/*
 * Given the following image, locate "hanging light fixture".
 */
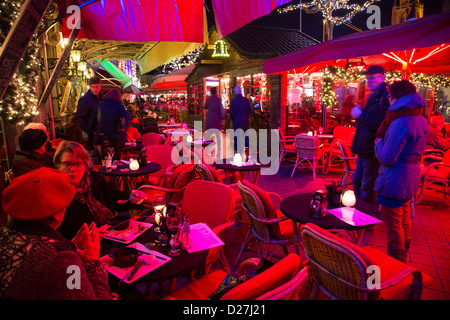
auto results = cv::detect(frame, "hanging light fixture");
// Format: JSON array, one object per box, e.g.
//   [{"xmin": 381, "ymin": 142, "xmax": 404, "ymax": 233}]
[
  {"xmin": 212, "ymin": 40, "xmax": 230, "ymax": 58},
  {"xmin": 70, "ymin": 49, "xmax": 81, "ymax": 63},
  {"xmin": 78, "ymin": 60, "xmax": 87, "ymax": 72}
]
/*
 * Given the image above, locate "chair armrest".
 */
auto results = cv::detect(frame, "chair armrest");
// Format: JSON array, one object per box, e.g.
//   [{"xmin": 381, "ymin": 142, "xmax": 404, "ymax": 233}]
[
  {"xmin": 138, "ymin": 184, "xmax": 187, "ymax": 193},
  {"xmin": 424, "ymin": 148, "xmax": 445, "ymax": 157},
  {"xmin": 424, "ymin": 161, "xmax": 450, "ymax": 176},
  {"xmin": 212, "ymin": 219, "xmax": 235, "ymax": 239},
  {"xmin": 245, "ymin": 208, "xmax": 288, "ymax": 224},
  {"xmin": 267, "ymin": 192, "xmax": 283, "ymax": 204},
  {"xmin": 236, "ymin": 257, "xmax": 261, "ymax": 277}
]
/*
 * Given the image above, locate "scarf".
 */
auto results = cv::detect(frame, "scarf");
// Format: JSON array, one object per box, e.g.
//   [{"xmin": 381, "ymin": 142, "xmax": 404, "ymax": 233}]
[
  {"xmin": 376, "ymin": 107, "xmax": 423, "ymax": 140},
  {"xmin": 74, "ymin": 171, "xmax": 114, "ymax": 226}
]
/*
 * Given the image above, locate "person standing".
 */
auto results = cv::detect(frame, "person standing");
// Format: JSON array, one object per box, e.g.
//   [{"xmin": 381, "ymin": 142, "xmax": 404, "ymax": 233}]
[
  {"xmin": 229, "ymin": 85, "xmax": 252, "ymax": 153},
  {"xmin": 73, "ymin": 77, "xmax": 102, "ymax": 164},
  {"xmin": 374, "ymin": 80, "xmax": 429, "ymax": 262},
  {"xmin": 204, "ymin": 87, "xmax": 225, "ymax": 131},
  {"xmin": 97, "ymin": 89, "xmax": 131, "ymax": 160},
  {"xmin": 350, "ymin": 65, "xmax": 390, "ymax": 204}
]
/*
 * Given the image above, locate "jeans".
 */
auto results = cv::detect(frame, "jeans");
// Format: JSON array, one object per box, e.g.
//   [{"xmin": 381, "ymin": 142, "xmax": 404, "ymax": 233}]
[
  {"xmin": 352, "ymin": 156, "xmax": 380, "ymax": 204},
  {"xmin": 381, "ymin": 201, "xmax": 412, "ymax": 251}
]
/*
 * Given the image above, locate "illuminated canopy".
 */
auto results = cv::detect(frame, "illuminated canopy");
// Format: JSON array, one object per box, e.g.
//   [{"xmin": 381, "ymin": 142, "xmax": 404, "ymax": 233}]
[{"xmin": 263, "ymin": 13, "xmax": 450, "ymax": 75}]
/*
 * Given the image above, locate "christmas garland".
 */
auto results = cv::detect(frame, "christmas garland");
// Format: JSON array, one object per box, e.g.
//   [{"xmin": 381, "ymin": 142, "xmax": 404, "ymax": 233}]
[
  {"xmin": 0, "ymin": 0, "xmax": 41, "ymax": 125},
  {"xmin": 322, "ymin": 66, "xmax": 449, "ymax": 107}
]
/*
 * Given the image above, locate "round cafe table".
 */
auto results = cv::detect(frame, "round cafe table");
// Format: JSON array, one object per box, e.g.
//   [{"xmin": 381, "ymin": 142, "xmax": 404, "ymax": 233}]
[
  {"xmin": 280, "ymin": 193, "xmax": 381, "ymax": 253},
  {"xmin": 98, "ymin": 161, "xmax": 161, "ymax": 191},
  {"xmin": 214, "ymin": 158, "xmax": 271, "ymax": 184}
]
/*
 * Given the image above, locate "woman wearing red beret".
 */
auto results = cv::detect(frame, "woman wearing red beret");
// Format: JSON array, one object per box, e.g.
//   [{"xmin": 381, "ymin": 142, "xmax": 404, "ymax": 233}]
[{"xmin": 0, "ymin": 168, "xmax": 113, "ymax": 299}]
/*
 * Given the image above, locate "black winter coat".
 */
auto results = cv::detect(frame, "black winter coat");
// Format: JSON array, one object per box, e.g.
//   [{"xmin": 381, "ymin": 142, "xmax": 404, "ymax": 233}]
[{"xmin": 351, "ymin": 83, "xmax": 390, "ymax": 160}]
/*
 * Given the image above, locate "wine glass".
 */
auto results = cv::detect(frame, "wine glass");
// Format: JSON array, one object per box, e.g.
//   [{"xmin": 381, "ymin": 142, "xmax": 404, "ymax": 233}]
[
  {"xmin": 153, "ymin": 194, "xmax": 166, "ymax": 232},
  {"xmin": 107, "ymin": 147, "xmax": 115, "ymax": 160},
  {"xmin": 167, "ymin": 209, "xmax": 182, "ymax": 256}
]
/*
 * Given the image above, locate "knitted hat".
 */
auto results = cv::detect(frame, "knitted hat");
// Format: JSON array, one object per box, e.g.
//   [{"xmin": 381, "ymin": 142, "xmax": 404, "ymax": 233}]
[
  {"xmin": 18, "ymin": 129, "xmax": 47, "ymax": 152},
  {"xmin": 2, "ymin": 168, "xmax": 75, "ymax": 220},
  {"xmin": 235, "ymin": 85, "xmax": 242, "ymax": 95}
]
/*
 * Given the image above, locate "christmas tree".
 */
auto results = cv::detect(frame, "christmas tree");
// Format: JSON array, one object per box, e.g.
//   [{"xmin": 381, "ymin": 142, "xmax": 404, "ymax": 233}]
[{"xmin": 0, "ymin": 0, "xmax": 41, "ymax": 125}]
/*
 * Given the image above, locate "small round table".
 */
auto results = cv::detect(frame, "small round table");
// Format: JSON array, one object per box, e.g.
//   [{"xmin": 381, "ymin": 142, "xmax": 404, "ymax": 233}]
[
  {"xmin": 98, "ymin": 162, "xmax": 161, "ymax": 191},
  {"xmin": 214, "ymin": 158, "xmax": 271, "ymax": 184},
  {"xmin": 280, "ymin": 193, "xmax": 381, "ymax": 253}
]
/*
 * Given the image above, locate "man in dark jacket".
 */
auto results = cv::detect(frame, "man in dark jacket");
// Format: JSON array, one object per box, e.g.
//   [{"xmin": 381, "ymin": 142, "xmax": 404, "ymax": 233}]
[
  {"xmin": 230, "ymin": 85, "xmax": 252, "ymax": 152},
  {"xmin": 350, "ymin": 65, "xmax": 390, "ymax": 204},
  {"xmin": 426, "ymin": 115, "xmax": 450, "ymax": 153},
  {"xmin": 73, "ymin": 77, "xmax": 102, "ymax": 163}
]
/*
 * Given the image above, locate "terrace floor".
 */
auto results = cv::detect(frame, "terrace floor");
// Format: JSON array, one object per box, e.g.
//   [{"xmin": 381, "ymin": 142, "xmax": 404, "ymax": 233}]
[{"xmin": 220, "ymin": 163, "xmax": 450, "ymax": 300}]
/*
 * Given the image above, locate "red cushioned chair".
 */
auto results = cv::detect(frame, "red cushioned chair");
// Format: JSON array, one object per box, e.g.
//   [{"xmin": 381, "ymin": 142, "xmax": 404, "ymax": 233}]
[
  {"xmin": 138, "ymin": 163, "xmax": 195, "ymax": 207},
  {"xmin": 300, "ymin": 223, "xmax": 432, "ymax": 300},
  {"xmin": 165, "ymin": 253, "xmax": 305, "ymax": 300},
  {"xmin": 182, "ymin": 180, "xmax": 236, "ymax": 275}
]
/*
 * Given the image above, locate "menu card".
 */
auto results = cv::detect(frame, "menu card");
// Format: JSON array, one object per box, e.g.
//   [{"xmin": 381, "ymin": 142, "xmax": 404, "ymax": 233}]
[
  {"xmin": 185, "ymin": 223, "xmax": 224, "ymax": 253},
  {"xmin": 327, "ymin": 207, "xmax": 382, "ymax": 226}
]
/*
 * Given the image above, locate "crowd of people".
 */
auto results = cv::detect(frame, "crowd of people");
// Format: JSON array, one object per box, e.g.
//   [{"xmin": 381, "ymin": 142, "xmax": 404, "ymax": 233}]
[{"xmin": 0, "ymin": 64, "xmax": 448, "ymax": 299}]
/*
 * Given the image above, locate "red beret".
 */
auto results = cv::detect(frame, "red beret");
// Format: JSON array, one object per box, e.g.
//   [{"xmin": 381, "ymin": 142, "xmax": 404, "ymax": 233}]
[{"xmin": 2, "ymin": 168, "xmax": 75, "ymax": 220}]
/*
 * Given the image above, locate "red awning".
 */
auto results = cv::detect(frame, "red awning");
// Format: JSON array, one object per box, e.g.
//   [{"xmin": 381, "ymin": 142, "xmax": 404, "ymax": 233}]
[
  {"xmin": 263, "ymin": 13, "xmax": 450, "ymax": 75},
  {"xmin": 211, "ymin": 0, "xmax": 291, "ymax": 39},
  {"xmin": 61, "ymin": 0, "xmax": 205, "ymax": 43}
]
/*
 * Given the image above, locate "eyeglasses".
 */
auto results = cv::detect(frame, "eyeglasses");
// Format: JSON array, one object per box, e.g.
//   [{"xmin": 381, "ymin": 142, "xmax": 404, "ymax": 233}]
[{"xmin": 58, "ymin": 161, "xmax": 84, "ymax": 169}]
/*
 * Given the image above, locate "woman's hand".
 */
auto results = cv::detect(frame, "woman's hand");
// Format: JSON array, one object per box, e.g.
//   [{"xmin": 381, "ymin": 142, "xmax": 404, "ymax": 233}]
[
  {"xmin": 72, "ymin": 222, "xmax": 101, "ymax": 261},
  {"xmin": 129, "ymin": 190, "xmax": 147, "ymax": 204}
]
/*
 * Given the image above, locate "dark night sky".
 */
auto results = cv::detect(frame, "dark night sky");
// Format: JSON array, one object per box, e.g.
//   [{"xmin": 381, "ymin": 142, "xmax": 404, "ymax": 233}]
[{"xmin": 204, "ymin": 0, "xmax": 445, "ymax": 41}]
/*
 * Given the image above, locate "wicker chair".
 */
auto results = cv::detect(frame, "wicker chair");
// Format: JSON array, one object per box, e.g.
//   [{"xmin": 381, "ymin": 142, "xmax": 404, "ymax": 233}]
[
  {"xmin": 300, "ymin": 223, "xmax": 432, "ymax": 300},
  {"xmin": 278, "ymin": 127, "xmax": 296, "ymax": 165},
  {"xmin": 235, "ymin": 180, "xmax": 296, "ymax": 266},
  {"xmin": 416, "ymin": 149, "xmax": 450, "ymax": 204},
  {"xmin": 334, "ymin": 140, "xmax": 357, "ymax": 187},
  {"xmin": 164, "ymin": 253, "xmax": 305, "ymax": 300},
  {"xmin": 291, "ymin": 134, "xmax": 324, "ymax": 180}
]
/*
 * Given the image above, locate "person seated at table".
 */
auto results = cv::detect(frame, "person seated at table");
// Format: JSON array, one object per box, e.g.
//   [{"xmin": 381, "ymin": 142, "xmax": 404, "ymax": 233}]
[
  {"xmin": 0, "ymin": 167, "xmax": 113, "ymax": 299},
  {"xmin": 53, "ymin": 140, "xmax": 146, "ymax": 240},
  {"xmin": 12, "ymin": 128, "xmax": 55, "ymax": 177},
  {"xmin": 426, "ymin": 115, "xmax": 450, "ymax": 153}
]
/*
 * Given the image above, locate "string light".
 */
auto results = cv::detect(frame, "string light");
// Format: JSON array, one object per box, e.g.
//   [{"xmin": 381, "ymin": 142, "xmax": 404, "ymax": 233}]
[{"xmin": 278, "ymin": 0, "xmax": 380, "ymax": 24}]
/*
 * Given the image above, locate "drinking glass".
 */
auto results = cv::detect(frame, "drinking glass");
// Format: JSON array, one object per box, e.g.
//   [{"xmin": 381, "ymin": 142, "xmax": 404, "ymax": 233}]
[
  {"xmin": 153, "ymin": 194, "xmax": 166, "ymax": 232},
  {"xmin": 167, "ymin": 209, "xmax": 182, "ymax": 256}
]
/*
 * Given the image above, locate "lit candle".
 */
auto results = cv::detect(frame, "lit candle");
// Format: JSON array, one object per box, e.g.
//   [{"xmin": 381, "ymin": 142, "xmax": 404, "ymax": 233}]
[
  {"xmin": 342, "ymin": 190, "xmax": 356, "ymax": 207},
  {"xmin": 129, "ymin": 158, "xmax": 140, "ymax": 171},
  {"xmin": 234, "ymin": 153, "xmax": 242, "ymax": 165}
]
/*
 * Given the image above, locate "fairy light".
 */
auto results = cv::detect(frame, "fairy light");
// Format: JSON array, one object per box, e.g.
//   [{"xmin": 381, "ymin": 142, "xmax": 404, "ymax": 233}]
[{"xmin": 278, "ymin": 0, "xmax": 380, "ymax": 26}]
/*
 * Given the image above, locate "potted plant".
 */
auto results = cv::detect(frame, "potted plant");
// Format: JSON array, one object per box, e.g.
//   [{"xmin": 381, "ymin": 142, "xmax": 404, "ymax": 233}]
[{"xmin": 325, "ymin": 180, "xmax": 344, "ymax": 206}]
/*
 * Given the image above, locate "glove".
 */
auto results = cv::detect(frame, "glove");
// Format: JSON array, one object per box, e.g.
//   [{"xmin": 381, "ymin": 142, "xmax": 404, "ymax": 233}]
[{"xmin": 350, "ymin": 106, "xmax": 362, "ymax": 119}]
